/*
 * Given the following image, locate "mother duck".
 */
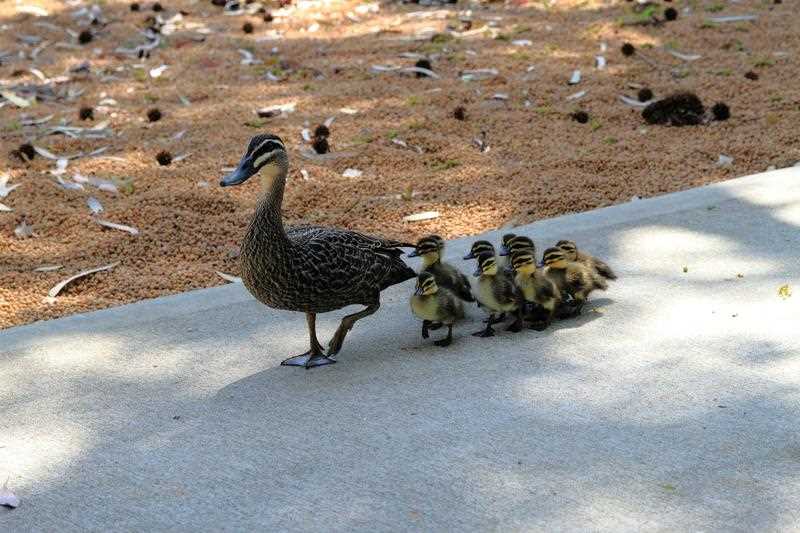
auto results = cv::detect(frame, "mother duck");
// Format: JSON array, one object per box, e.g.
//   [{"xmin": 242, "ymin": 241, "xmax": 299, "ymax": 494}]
[{"xmin": 220, "ymin": 134, "xmax": 416, "ymax": 369}]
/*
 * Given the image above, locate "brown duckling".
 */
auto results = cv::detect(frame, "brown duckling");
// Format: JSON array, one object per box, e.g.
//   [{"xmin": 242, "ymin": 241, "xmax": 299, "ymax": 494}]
[
  {"xmin": 556, "ymin": 240, "xmax": 617, "ymax": 281},
  {"xmin": 410, "ymin": 272, "xmax": 464, "ymax": 347},
  {"xmin": 408, "ymin": 235, "xmax": 474, "ymax": 302},
  {"xmin": 472, "ymin": 253, "xmax": 523, "ymax": 337},
  {"xmin": 542, "ymin": 246, "xmax": 607, "ymax": 314},
  {"xmin": 510, "ymin": 250, "xmax": 561, "ymax": 331}
]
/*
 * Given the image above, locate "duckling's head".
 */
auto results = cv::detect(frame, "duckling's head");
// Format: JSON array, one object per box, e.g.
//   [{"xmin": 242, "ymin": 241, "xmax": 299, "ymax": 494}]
[
  {"xmin": 500, "ymin": 233, "xmax": 517, "ymax": 255},
  {"xmin": 463, "ymin": 240, "xmax": 495, "ymax": 260},
  {"xmin": 556, "ymin": 240, "xmax": 578, "ymax": 261},
  {"xmin": 501, "ymin": 235, "xmax": 535, "ymax": 257},
  {"xmin": 407, "ymin": 235, "xmax": 442, "ymax": 266},
  {"xmin": 430, "ymin": 234, "xmax": 445, "ymax": 251},
  {"xmin": 474, "ymin": 252, "xmax": 498, "ymax": 277},
  {"xmin": 414, "ymin": 271, "xmax": 438, "ymax": 296},
  {"xmin": 542, "ymin": 247, "xmax": 569, "ymax": 269},
  {"xmin": 510, "ymin": 250, "xmax": 536, "ymax": 275},
  {"xmin": 220, "ymin": 134, "xmax": 287, "ymax": 188}
]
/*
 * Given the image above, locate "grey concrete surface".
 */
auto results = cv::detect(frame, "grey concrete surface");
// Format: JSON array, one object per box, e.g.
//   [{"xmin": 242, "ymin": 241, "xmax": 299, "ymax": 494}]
[{"xmin": 2, "ymin": 168, "xmax": 800, "ymax": 532}]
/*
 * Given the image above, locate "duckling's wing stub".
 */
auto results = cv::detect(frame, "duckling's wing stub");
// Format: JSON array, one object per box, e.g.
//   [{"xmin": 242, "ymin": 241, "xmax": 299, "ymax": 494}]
[{"xmin": 592, "ymin": 259, "xmax": 617, "ymax": 280}]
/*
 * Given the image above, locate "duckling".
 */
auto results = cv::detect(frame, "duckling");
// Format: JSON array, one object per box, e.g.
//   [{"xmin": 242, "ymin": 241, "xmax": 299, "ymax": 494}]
[
  {"xmin": 410, "ymin": 272, "xmax": 464, "ymax": 347},
  {"xmin": 408, "ymin": 235, "xmax": 475, "ymax": 302},
  {"xmin": 510, "ymin": 250, "xmax": 561, "ymax": 331},
  {"xmin": 472, "ymin": 253, "xmax": 523, "ymax": 336},
  {"xmin": 499, "ymin": 234, "xmax": 536, "ymax": 258},
  {"xmin": 556, "ymin": 240, "xmax": 617, "ymax": 281},
  {"xmin": 542, "ymin": 246, "xmax": 607, "ymax": 314},
  {"xmin": 463, "ymin": 239, "xmax": 508, "ymax": 270},
  {"xmin": 219, "ymin": 133, "xmax": 417, "ymax": 369}
]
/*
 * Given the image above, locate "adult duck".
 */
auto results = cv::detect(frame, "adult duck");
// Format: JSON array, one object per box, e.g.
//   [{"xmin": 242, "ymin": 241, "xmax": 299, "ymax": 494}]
[{"xmin": 220, "ymin": 134, "xmax": 415, "ymax": 369}]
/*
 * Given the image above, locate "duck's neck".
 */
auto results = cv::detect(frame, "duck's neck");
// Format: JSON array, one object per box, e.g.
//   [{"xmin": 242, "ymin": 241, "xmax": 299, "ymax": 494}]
[{"xmin": 247, "ymin": 154, "xmax": 290, "ymax": 248}]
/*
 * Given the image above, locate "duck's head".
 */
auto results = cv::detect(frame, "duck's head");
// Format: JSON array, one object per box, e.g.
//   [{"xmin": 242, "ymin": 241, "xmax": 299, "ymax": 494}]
[
  {"xmin": 555, "ymin": 239, "xmax": 578, "ymax": 261},
  {"xmin": 407, "ymin": 235, "xmax": 442, "ymax": 266},
  {"xmin": 474, "ymin": 252, "xmax": 498, "ymax": 277},
  {"xmin": 220, "ymin": 134, "xmax": 287, "ymax": 188},
  {"xmin": 510, "ymin": 250, "xmax": 536, "ymax": 275},
  {"xmin": 501, "ymin": 235, "xmax": 535, "ymax": 257},
  {"xmin": 463, "ymin": 240, "xmax": 495, "ymax": 260},
  {"xmin": 414, "ymin": 271, "xmax": 438, "ymax": 296},
  {"xmin": 542, "ymin": 247, "xmax": 569, "ymax": 269}
]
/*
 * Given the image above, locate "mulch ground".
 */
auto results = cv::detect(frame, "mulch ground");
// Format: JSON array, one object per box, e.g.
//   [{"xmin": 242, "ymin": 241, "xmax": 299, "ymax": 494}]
[{"xmin": 1, "ymin": 0, "xmax": 797, "ymax": 328}]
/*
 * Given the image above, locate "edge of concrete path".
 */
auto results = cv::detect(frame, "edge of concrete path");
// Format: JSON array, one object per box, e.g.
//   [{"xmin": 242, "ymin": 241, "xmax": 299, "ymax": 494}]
[{"xmin": 2, "ymin": 166, "xmax": 795, "ymax": 343}]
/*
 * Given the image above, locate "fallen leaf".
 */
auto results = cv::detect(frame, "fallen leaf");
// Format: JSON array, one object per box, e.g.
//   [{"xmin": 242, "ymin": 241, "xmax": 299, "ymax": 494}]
[
  {"xmin": 0, "ymin": 202, "xmax": 12, "ymax": 212},
  {"xmin": 33, "ymin": 265, "xmax": 63, "ymax": 272},
  {"xmin": 95, "ymin": 219, "xmax": 139, "ymax": 236},
  {"xmin": 342, "ymin": 168, "xmax": 362, "ymax": 178},
  {"xmin": 216, "ymin": 271, "xmax": 242, "ymax": 283},
  {"xmin": 0, "ymin": 173, "xmax": 20, "ymax": 198},
  {"xmin": 778, "ymin": 284, "xmax": 791, "ymax": 299},
  {"xmin": 1, "ymin": 90, "xmax": 33, "ymax": 108},
  {"xmin": 0, "ymin": 477, "xmax": 20, "ymax": 509},
  {"xmin": 14, "ymin": 221, "xmax": 33, "ymax": 239},
  {"xmin": 568, "ymin": 70, "xmax": 581, "ymax": 85},
  {"xmin": 87, "ymin": 196, "xmax": 103, "ymax": 214},
  {"xmin": 682, "ymin": 266, "xmax": 688, "ymax": 273},
  {"xmin": 47, "ymin": 262, "xmax": 118, "ymax": 300},
  {"xmin": 404, "ymin": 211, "xmax": 440, "ymax": 222}
]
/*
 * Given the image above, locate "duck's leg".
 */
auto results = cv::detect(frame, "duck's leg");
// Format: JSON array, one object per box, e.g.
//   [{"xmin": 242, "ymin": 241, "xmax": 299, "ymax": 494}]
[
  {"xmin": 281, "ymin": 313, "xmax": 335, "ymax": 369},
  {"xmin": 327, "ymin": 301, "xmax": 380, "ymax": 356},
  {"xmin": 434, "ymin": 324, "xmax": 454, "ymax": 347}
]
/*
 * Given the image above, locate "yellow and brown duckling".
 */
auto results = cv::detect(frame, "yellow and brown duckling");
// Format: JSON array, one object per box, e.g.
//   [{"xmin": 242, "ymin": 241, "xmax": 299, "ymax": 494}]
[
  {"xmin": 410, "ymin": 271, "xmax": 464, "ymax": 347},
  {"xmin": 472, "ymin": 253, "xmax": 523, "ymax": 336},
  {"xmin": 510, "ymin": 250, "xmax": 561, "ymax": 331},
  {"xmin": 464, "ymin": 239, "xmax": 507, "ymax": 271},
  {"xmin": 556, "ymin": 240, "xmax": 617, "ymax": 281},
  {"xmin": 542, "ymin": 246, "xmax": 607, "ymax": 314},
  {"xmin": 408, "ymin": 235, "xmax": 475, "ymax": 302}
]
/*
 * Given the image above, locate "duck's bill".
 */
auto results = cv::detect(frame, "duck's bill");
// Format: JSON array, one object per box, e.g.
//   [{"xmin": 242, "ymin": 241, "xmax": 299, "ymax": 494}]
[
  {"xmin": 463, "ymin": 252, "xmax": 476, "ymax": 260},
  {"xmin": 413, "ymin": 287, "xmax": 424, "ymax": 295},
  {"xmin": 220, "ymin": 160, "xmax": 254, "ymax": 187},
  {"xmin": 472, "ymin": 269, "xmax": 482, "ymax": 277},
  {"xmin": 499, "ymin": 247, "xmax": 510, "ymax": 256},
  {"xmin": 406, "ymin": 249, "xmax": 420, "ymax": 258}
]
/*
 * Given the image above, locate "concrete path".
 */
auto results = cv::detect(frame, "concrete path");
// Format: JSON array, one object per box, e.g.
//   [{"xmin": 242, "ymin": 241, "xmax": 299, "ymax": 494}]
[{"xmin": 2, "ymin": 168, "xmax": 800, "ymax": 532}]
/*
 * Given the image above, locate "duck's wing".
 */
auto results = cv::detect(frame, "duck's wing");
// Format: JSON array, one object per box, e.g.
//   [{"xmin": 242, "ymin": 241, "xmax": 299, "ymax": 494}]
[{"xmin": 293, "ymin": 227, "xmax": 416, "ymax": 298}]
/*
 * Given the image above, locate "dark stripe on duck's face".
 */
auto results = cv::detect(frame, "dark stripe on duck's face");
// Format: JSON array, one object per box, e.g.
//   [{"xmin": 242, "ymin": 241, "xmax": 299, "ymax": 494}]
[
  {"xmin": 408, "ymin": 238, "xmax": 439, "ymax": 257},
  {"xmin": 220, "ymin": 135, "xmax": 286, "ymax": 187}
]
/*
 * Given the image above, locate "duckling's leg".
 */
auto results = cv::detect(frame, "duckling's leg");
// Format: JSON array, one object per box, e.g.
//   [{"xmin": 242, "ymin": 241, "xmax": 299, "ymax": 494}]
[
  {"xmin": 484, "ymin": 312, "xmax": 506, "ymax": 325},
  {"xmin": 472, "ymin": 316, "xmax": 496, "ymax": 337},
  {"xmin": 327, "ymin": 301, "xmax": 380, "ymax": 356},
  {"xmin": 281, "ymin": 313, "xmax": 335, "ymax": 369},
  {"xmin": 506, "ymin": 309, "xmax": 523, "ymax": 332},
  {"xmin": 434, "ymin": 324, "xmax": 454, "ymax": 347}
]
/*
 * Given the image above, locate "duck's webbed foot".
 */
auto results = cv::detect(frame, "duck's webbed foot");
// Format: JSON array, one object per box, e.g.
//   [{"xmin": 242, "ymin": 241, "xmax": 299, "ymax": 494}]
[
  {"xmin": 422, "ymin": 320, "xmax": 442, "ymax": 339},
  {"xmin": 281, "ymin": 348, "xmax": 335, "ymax": 369},
  {"xmin": 433, "ymin": 324, "xmax": 454, "ymax": 347}
]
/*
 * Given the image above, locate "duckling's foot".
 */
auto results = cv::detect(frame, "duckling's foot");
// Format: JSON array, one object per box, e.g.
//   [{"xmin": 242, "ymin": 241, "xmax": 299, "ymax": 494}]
[
  {"xmin": 433, "ymin": 324, "xmax": 454, "ymax": 347},
  {"xmin": 472, "ymin": 325, "xmax": 495, "ymax": 338},
  {"xmin": 483, "ymin": 313, "xmax": 506, "ymax": 325},
  {"xmin": 506, "ymin": 320, "xmax": 523, "ymax": 333},
  {"xmin": 529, "ymin": 320, "xmax": 549, "ymax": 332}
]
